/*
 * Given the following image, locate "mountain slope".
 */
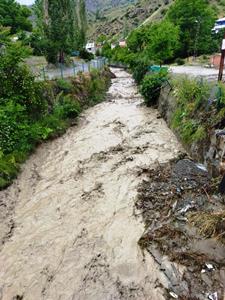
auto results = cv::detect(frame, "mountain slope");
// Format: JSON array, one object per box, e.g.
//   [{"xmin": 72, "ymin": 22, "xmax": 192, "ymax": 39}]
[
  {"xmin": 88, "ymin": 0, "xmax": 173, "ymax": 39},
  {"xmin": 88, "ymin": 0, "xmax": 225, "ymax": 40},
  {"xmin": 86, "ymin": 0, "xmax": 135, "ymax": 12}
]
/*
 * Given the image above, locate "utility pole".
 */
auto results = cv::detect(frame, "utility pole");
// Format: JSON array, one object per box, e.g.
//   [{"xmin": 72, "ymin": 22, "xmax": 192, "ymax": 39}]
[
  {"xmin": 193, "ymin": 19, "xmax": 201, "ymax": 60},
  {"xmin": 218, "ymin": 33, "xmax": 225, "ymax": 81}
]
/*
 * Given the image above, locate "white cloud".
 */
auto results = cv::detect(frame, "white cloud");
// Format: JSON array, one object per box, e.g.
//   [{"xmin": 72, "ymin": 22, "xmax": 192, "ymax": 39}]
[{"xmin": 16, "ymin": 0, "xmax": 34, "ymax": 5}]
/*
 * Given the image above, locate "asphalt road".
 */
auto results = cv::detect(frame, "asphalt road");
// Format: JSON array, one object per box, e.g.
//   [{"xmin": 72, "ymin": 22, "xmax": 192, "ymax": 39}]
[{"xmin": 170, "ymin": 65, "xmax": 219, "ymax": 81}]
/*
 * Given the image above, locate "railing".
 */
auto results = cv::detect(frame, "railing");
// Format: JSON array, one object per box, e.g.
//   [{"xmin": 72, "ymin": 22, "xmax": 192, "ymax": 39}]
[{"xmin": 35, "ymin": 57, "xmax": 107, "ymax": 81}]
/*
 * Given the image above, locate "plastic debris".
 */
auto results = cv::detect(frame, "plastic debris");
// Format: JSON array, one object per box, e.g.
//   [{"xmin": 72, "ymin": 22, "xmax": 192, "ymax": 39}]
[
  {"xmin": 196, "ymin": 163, "xmax": 207, "ymax": 172},
  {"xmin": 178, "ymin": 202, "xmax": 195, "ymax": 214},
  {"xmin": 207, "ymin": 292, "xmax": 218, "ymax": 300},
  {"xmin": 201, "ymin": 263, "xmax": 215, "ymax": 273},
  {"xmin": 201, "ymin": 269, "xmax": 206, "ymax": 274},
  {"xmin": 216, "ymin": 129, "xmax": 225, "ymax": 136},
  {"xmin": 169, "ymin": 291, "xmax": 178, "ymax": 299},
  {"xmin": 205, "ymin": 263, "xmax": 214, "ymax": 271}
]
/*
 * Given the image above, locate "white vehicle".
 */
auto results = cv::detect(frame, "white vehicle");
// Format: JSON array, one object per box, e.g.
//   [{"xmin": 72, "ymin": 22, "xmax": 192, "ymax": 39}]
[{"xmin": 212, "ymin": 18, "xmax": 225, "ymax": 33}]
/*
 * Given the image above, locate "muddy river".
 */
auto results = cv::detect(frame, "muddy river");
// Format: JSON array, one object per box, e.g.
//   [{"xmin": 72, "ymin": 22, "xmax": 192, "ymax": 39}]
[{"xmin": 0, "ymin": 69, "xmax": 183, "ymax": 300}]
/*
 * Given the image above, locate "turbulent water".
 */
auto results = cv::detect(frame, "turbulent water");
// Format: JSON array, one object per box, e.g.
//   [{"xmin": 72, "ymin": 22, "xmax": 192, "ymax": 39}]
[{"xmin": 0, "ymin": 69, "xmax": 182, "ymax": 300}]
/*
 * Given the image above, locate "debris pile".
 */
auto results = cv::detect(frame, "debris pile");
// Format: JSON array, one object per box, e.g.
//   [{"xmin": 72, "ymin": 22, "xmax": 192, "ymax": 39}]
[{"xmin": 136, "ymin": 158, "xmax": 225, "ymax": 299}]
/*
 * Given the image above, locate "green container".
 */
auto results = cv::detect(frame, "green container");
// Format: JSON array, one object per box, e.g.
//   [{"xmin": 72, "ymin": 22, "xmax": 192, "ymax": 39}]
[{"xmin": 149, "ymin": 65, "xmax": 168, "ymax": 72}]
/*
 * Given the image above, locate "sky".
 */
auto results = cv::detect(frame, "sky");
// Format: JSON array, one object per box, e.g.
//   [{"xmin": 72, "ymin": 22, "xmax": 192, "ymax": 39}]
[{"xmin": 16, "ymin": 0, "xmax": 34, "ymax": 5}]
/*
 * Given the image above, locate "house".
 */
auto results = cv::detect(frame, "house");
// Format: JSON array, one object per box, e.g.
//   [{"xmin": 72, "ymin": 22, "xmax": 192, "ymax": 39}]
[
  {"xmin": 212, "ymin": 18, "xmax": 225, "ymax": 33},
  {"xmin": 85, "ymin": 42, "xmax": 96, "ymax": 54}
]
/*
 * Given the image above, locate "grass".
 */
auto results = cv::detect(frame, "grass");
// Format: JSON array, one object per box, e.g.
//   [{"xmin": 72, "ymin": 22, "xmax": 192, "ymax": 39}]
[{"xmin": 189, "ymin": 210, "xmax": 225, "ymax": 241}]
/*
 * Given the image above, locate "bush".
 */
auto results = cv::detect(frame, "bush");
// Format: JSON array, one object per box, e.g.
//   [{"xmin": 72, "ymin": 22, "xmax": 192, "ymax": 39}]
[
  {"xmin": 0, "ymin": 43, "xmax": 48, "ymax": 118},
  {"xmin": 140, "ymin": 71, "xmax": 168, "ymax": 106},
  {"xmin": 87, "ymin": 69, "xmax": 108, "ymax": 104},
  {"xmin": 54, "ymin": 95, "xmax": 81, "ymax": 119},
  {"xmin": 132, "ymin": 59, "xmax": 150, "ymax": 84},
  {"xmin": 171, "ymin": 78, "xmax": 210, "ymax": 144},
  {"xmin": 56, "ymin": 79, "xmax": 73, "ymax": 93},
  {"xmin": 79, "ymin": 49, "xmax": 94, "ymax": 61},
  {"xmin": 175, "ymin": 58, "xmax": 185, "ymax": 65}
]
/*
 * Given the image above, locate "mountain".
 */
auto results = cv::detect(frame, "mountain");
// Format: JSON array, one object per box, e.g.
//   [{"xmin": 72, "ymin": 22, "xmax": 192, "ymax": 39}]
[
  {"xmin": 88, "ymin": 0, "xmax": 225, "ymax": 40},
  {"xmin": 88, "ymin": 0, "xmax": 173, "ymax": 39},
  {"xmin": 86, "ymin": 0, "xmax": 136, "ymax": 12}
]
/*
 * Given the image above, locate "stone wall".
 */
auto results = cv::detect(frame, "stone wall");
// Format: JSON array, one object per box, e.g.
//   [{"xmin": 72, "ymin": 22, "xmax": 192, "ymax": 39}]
[{"xmin": 158, "ymin": 84, "xmax": 225, "ymax": 177}]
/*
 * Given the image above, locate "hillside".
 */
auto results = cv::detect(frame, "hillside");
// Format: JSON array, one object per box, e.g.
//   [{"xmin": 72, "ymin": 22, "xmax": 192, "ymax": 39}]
[
  {"xmin": 88, "ymin": 0, "xmax": 173, "ymax": 39},
  {"xmin": 88, "ymin": 0, "xmax": 225, "ymax": 40},
  {"xmin": 86, "ymin": 0, "xmax": 136, "ymax": 12}
]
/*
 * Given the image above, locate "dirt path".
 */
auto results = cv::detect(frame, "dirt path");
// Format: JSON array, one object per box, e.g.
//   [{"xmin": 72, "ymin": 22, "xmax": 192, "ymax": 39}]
[{"xmin": 0, "ymin": 68, "xmax": 183, "ymax": 300}]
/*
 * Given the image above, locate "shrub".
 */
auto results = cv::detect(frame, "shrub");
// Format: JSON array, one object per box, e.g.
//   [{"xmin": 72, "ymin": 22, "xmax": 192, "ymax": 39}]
[
  {"xmin": 56, "ymin": 79, "xmax": 73, "ymax": 93},
  {"xmin": 171, "ymin": 78, "xmax": 210, "ymax": 144},
  {"xmin": 54, "ymin": 95, "xmax": 81, "ymax": 119},
  {"xmin": 79, "ymin": 49, "xmax": 94, "ymax": 61},
  {"xmin": 88, "ymin": 69, "xmax": 107, "ymax": 104},
  {"xmin": 132, "ymin": 59, "xmax": 150, "ymax": 84},
  {"xmin": 0, "ymin": 151, "xmax": 19, "ymax": 189},
  {"xmin": 175, "ymin": 58, "xmax": 185, "ymax": 65},
  {"xmin": 140, "ymin": 71, "xmax": 168, "ymax": 106}
]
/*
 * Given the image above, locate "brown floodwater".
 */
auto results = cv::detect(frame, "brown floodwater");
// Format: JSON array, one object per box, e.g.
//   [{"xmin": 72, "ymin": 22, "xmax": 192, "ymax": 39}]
[{"xmin": 0, "ymin": 68, "xmax": 182, "ymax": 300}]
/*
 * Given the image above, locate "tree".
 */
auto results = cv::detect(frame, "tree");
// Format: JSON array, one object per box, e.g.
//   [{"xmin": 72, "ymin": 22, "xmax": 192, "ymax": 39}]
[
  {"xmin": 127, "ymin": 25, "xmax": 150, "ymax": 53},
  {"xmin": 34, "ymin": 0, "xmax": 88, "ymax": 64},
  {"xmin": 145, "ymin": 20, "xmax": 180, "ymax": 64},
  {"xmin": 77, "ymin": 0, "xmax": 87, "ymax": 49},
  {"xmin": 0, "ymin": 0, "xmax": 32, "ymax": 34},
  {"xmin": 167, "ymin": 0, "xmax": 216, "ymax": 57}
]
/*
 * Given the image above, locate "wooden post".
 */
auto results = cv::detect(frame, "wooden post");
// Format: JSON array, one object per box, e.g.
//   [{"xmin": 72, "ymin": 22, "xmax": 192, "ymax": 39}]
[{"xmin": 60, "ymin": 63, "xmax": 63, "ymax": 79}]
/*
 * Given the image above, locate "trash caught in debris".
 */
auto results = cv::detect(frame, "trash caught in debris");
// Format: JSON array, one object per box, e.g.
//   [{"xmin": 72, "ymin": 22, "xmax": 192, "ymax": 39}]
[
  {"xmin": 178, "ymin": 202, "xmax": 195, "ymax": 214},
  {"xmin": 205, "ymin": 263, "xmax": 215, "ymax": 271},
  {"xmin": 136, "ymin": 159, "xmax": 225, "ymax": 300},
  {"xmin": 207, "ymin": 292, "xmax": 218, "ymax": 300},
  {"xmin": 169, "ymin": 291, "xmax": 178, "ymax": 299},
  {"xmin": 196, "ymin": 163, "xmax": 208, "ymax": 172},
  {"xmin": 201, "ymin": 263, "xmax": 215, "ymax": 273}
]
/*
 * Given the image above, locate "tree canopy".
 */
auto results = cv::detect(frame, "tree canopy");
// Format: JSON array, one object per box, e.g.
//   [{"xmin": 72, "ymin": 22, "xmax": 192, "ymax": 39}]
[
  {"xmin": 34, "ymin": 0, "xmax": 88, "ymax": 63},
  {"xmin": 167, "ymin": 0, "xmax": 216, "ymax": 57},
  {"xmin": 0, "ymin": 0, "xmax": 32, "ymax": 34}
]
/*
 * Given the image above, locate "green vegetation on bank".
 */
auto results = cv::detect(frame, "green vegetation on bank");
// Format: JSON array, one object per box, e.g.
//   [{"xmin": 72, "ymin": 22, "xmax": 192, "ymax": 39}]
[
  {"xmin": 0, "ymin": 30, "xmax": 110, "ymax": 189},
  {"xmin": 171, "ymin": 78, "xmax": 210, "ymax": 144},
  {"xmin": 171, "ymin": 78, "xmax": 225, "ymax": 145}
]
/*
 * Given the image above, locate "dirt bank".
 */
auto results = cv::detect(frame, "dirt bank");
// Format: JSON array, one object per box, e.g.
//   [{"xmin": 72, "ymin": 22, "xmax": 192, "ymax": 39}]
[{"xmin": 0, "ymin": 69, "xmax": 182, "ymax": 299}]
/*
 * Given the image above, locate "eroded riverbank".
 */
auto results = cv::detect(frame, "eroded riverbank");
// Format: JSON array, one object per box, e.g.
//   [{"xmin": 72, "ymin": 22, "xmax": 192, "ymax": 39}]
[{"xmin": 0, "ymin": 68, "xmax": 182, "ymax": 300}]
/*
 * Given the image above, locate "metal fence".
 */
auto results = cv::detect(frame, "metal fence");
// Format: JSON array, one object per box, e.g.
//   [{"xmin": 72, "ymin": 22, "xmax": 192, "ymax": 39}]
[{"xmin": 36, "ymin": 57, "xmax": 107, "ymax": 81}]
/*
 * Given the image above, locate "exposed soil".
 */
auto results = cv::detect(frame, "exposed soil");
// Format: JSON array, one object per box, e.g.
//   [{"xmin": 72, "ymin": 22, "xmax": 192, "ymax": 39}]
[{"xmin": 0, "ymin": 69, "xmax": 182, "ymax": 300}]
